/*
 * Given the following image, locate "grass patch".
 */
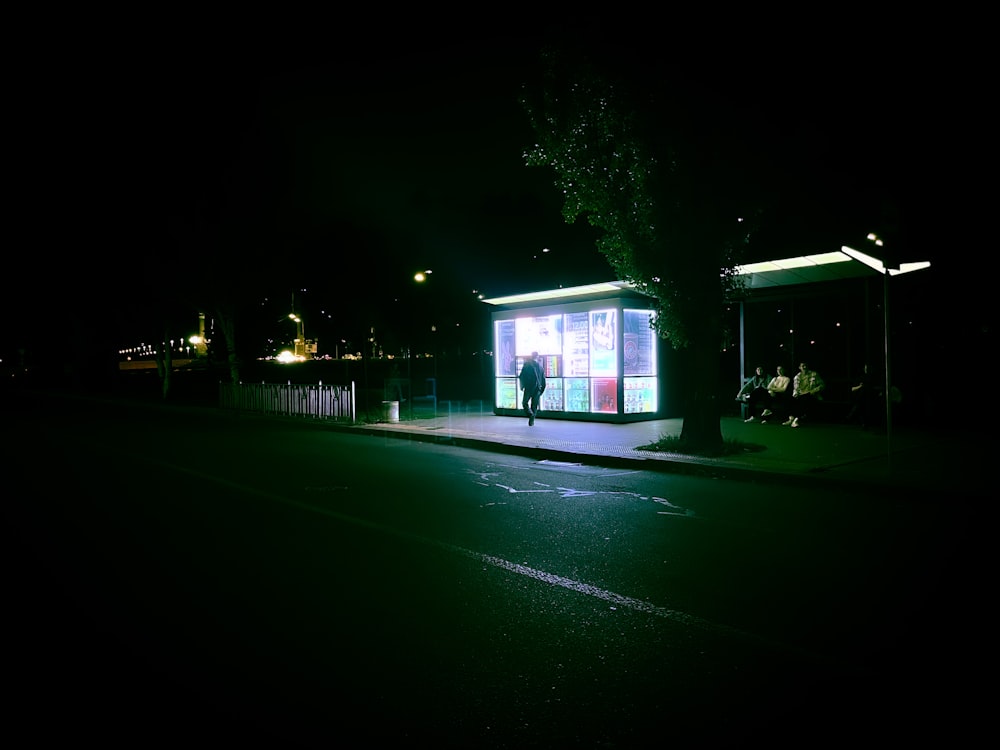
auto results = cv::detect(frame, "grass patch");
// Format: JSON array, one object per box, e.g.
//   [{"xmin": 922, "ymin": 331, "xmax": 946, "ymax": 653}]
[{"xmin": 637, "ymin": 434, "xmax": 763, "ymax": 458}]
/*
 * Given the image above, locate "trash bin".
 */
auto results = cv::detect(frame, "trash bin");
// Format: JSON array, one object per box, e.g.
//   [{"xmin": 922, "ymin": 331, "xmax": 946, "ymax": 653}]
[{"xmin": 382, "ymin": 400, "xmax": 399, "ymax": 423}]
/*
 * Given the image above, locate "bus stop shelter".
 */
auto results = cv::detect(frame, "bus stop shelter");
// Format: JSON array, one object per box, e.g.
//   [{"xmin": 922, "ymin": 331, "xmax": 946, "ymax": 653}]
[
  {"xmin": 732, "ymin": 243, "xmax": 931, "ymax": 436},
  {"xmin": 482, "ymin": 243, "xmax": 930, "ymax": 431}
]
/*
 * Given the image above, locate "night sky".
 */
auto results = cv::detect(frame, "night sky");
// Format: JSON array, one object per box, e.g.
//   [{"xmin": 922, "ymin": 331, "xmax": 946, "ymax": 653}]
[{"xmin": 5, "ymin": 20, "xmax": 990, "ymax": 367}]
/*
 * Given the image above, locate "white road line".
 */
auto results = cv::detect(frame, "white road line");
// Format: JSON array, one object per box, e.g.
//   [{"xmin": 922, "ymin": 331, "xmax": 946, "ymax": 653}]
[{"xmin": 133, "ymin": 454, "xmax": 837, "ymax": 667}]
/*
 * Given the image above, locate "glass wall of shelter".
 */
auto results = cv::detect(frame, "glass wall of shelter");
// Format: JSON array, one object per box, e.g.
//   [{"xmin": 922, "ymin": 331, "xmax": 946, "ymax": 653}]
[{"xmin": 485, "ymin": 286, "xmax": 660, "ymax": 423}]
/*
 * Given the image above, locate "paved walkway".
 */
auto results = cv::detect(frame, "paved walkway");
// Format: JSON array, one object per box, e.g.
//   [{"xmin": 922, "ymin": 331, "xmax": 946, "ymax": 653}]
[
  {"xmin": 33, "ymin": 388, "xmax": 988, "ymax": 497},
  {"xmin": 344, "ymin": 402, "xmax": 992, "ymax": 497}
]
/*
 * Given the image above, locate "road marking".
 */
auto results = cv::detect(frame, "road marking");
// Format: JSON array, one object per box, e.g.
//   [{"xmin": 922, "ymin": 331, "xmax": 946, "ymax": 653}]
[
  {"xmin": 142, "ymin": 456, "xmax": 713, "ymax": 622},
  {"xmin": 495, "ymin": 483, "xmax": 553, "ymax": 494},
  {"xmin": 477, "ymin": 472, "xmax": 698, "ymax": 515},
  {"xmin": 129, "ymin": 453, "xmax": 836, "ymax": 667},
  {"xmin": 475, "ymin": 553, "xmax": 705, "ymax": 623},
  {"xmin": 485, "ymin": 461, "xmax": 640, "ymax": 478}
]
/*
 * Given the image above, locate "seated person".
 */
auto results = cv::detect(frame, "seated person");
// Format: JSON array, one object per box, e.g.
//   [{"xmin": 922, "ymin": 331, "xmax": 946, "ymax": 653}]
[
  {"xmin": 784, "ymin": 361, "xmax": 825, "ymax": 428},
  {"xmin": 755, "ymin": 365, "xmax": 791, "ymax": 422},
  {"xmin": 737, "ymin": 365, "xmax": 770, "ymax": 421}
]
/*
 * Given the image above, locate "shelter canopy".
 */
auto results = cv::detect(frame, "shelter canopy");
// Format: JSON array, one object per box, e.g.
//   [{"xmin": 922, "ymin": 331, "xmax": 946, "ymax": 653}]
[{"xmin": 481, "ymin": 247, "xmax": 931, "ymax": 305}]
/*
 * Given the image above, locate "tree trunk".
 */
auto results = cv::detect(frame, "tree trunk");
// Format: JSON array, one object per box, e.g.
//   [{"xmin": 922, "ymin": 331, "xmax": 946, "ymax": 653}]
[
  {"xmin": 216, "ymin": 308, "xmax": 241, "ymax": 386},
  {"xmin": 678, "ymin": 311, "xmax": 724, "ymax": 450},
  {"xmin": 154, "ymin": 332, "xmax": 173, "ymax": 400},
  {"xmin": 161, "ymin": 344, "xmax": 172, "ymax": 399}
]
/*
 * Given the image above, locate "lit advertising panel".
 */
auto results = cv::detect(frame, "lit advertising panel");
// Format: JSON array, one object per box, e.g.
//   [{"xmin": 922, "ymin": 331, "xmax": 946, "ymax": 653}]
[
  {"xmin": 496, "ymin": 378, "xmax": 518, "ymax": 409},
  {"xmin": 495, "ymin": 320, "xmax": 516, "ymax": 376},
  {"xmin": 589, "ymin": 309, "xmax": 616, "ymax": 376},
  {"xmin": 490, "ymin": 296, "xmax": 658, "ymax": 421},
  {"xmin": 592, "ymin": 378, "xmax": 617, "ymax": 413},
  {"xmin": 564, "ymin": 377, "xmax": 589, "ymax": 412},
  {"xmin": 563, "ymin": 311, "xmax": 589, "ymax": 377},
  {"xmin": 540, "ymin": 378, "xmax": 564, "ymax": 411},
  {"xmin": 515, "ymin": 314, "xmax": 562, "ymax": 357},
  {"xmin": 624, "ymin": 377, "xmax": 657, "ymax": 413},
  {"xmin": 623, "ymin": 309, "xmax": 656, "ymax": 376}
]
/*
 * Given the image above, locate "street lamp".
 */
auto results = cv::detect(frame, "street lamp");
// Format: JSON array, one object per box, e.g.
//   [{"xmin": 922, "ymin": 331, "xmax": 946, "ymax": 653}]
[
  {"xmin": 430, "ymin": 324, "xmax": 438, "ymax": 379},
  {"xmin": 842, "ymin": 237, "xmax": 931, "ymax": 468},
  {"xmin": 289, "ymin": 313, "xmax": 305, "ymax": 359},
  {"xmin": 872, "ymin": 234, "xmax": 894, "ymax": 451}
]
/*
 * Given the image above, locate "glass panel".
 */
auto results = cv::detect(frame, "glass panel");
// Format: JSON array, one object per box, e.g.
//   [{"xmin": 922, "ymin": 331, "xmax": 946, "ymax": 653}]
[
  {"xmin": 591, "ymin": 378, "xmax": 618, "ymax": 413},
  {"xmin": 563, "ymin": 311, "xmax": 590, "ymax": 377},
  {"xmin": 515, "ymin": 314, "xmax": 563, "ymax": 357},
  {"xmin": 496, "ymin": 378, "xmax": 518, "ymax": 409},
  {"xmin": 540, "ymin": 378, "xmax": 564, "ymax": 411},
  {"xmin": 623, "ymin": 309, "xmax": 657, "ymax": 376},
  {"xmin": 538, "ymin": 354, "xmax": 561, "ymax": 378},
  {"xmin": 495, "ymin": 320, "xmax": 517, "ymax": 376},
  {"xmin": 590, "ymin": 309, "xmax": 617, "ymax": 376},
  {"xmin": 564, "ymin": 377, "xmax": 590, "ymax": 412},
  {"xmin": 624, "ymin": 377, "xmax": 657, "ymax": 413}
]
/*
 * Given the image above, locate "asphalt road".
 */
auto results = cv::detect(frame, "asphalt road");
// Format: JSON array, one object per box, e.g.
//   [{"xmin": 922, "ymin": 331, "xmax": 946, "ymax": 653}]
[{"xmin": 4, "ymin": 393, "xmax": 988, "ymax": 747}]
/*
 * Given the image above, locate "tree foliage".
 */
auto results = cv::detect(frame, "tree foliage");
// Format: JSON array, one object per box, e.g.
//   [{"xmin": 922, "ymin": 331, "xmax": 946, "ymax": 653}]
[
  {"xmin": 521, "ymin": 48, "xmax": 767, "ymax": 448},
  {"xmin": 521, "ymin": 49, "xmax": 755, "ymax": 349}
]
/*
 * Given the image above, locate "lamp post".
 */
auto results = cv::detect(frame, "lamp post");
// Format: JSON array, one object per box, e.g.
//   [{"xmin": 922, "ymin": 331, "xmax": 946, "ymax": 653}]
[
  {"xmin": 430, "ymin": 324, "xmax": 438, "ymax": 380},
  {"xmin": 842, "ymin": 237, "xmax": 931, "ymax": 473},
  {"xmin": 864, "ymin": 234, "xmax": 895, "ymax": 453},
  {"xmin": 410, "ymin": 269, "xmax": 435, "ymax": 417},
  {"xmin": 289, "ymin": 313, "xmax": 305, "ymax": 359}
]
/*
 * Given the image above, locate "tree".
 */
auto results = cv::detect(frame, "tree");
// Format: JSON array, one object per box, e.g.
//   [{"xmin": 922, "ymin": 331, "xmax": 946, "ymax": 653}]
[
  {"xmin": 521, "ymin": 49, "xmax": 765, "ymax": 450},
  {"xmin": 184, "ymin": 221, "xmax": 249, "ymax": 388}
]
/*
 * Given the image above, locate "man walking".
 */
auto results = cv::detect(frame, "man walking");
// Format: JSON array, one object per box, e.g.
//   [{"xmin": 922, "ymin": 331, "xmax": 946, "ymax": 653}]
[{"xmin": 518, "ymin": 352, "xmax": 546, "ymax": 426}]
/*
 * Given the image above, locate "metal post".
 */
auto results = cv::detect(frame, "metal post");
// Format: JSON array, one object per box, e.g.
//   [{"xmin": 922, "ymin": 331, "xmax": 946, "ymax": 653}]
[
  {"xmin": 738, "ymin": 300, "xmax": 746, "ymax": 386},
  {"xmin": 883, "ymin": 269, "xmax": 892, "ymax": 470}
]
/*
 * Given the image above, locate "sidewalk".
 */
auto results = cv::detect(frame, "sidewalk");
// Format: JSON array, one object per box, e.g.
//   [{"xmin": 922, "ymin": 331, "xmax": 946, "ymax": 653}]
[{"xmin": 344, "ymin": 402, "xmax": 992, "ymax": 498}]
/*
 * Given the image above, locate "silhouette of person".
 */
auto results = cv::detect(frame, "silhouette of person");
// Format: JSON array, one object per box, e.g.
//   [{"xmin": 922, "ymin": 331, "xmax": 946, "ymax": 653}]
[
  {"xmin": 738, "ymin": 365, "xmax": 770, "ymax": 422},
  {"xmin": 518, "ymin": 352, "xmax": 546, "ymax": 426}
]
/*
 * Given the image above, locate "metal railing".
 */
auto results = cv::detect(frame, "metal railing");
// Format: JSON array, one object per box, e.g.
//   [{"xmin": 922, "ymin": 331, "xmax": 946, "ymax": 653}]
[{"xmin": 219, "ymin": 382, "xmax": 356, "ymax": 422}]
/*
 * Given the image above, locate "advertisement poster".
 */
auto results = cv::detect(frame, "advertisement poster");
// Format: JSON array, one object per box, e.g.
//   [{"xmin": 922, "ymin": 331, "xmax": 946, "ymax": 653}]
[
  {"xmin": 540, "ymin": 378, "xmax": 564, "ymax": 411},
  {"xmin": 516, "ymin": 314, "xmax": 563, "ymax": 357},
  {"xmin": 496, "ymin": 320, "xmax": 516, "ymax": 376},
  {"xmin": 624, "ymin": 309, "xmax": 656, "ymax": 376},
  {"xmin": 624, "ymin": 377, "xmax": 657, "ymax": 413},
  {"xmin": 496, "ymin": 378, "xmax": 519, "ymax": 409},
  {"xmin": 540, "ymin": 354, "xmax": 561, "ymax": 378},
  {"xmin": 592, "ymin": 378, "xmax": 618, "ymax": 413},
  {"xmin": 564, "ymin": 377, "xmax": 589, "ymax": 412},
  {"xmin": 563, "ymin": 312, "xmax": 590, "ymax": 377},
  {"xmin": 590, "ymin": 309, "xmax": 616, "ymax": 376}
]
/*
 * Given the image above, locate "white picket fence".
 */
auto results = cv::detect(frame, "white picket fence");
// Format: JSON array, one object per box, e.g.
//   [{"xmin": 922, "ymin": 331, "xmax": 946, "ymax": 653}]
[{"xmin": 219, "ymin": 382, "xmax": 356, "ymax": 422}]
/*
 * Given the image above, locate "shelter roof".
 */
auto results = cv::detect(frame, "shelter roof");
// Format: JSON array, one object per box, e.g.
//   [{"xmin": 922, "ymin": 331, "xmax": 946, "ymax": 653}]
[{"xmin": 481, "ymin": 247, "xmax": 931, "ymax": 306}]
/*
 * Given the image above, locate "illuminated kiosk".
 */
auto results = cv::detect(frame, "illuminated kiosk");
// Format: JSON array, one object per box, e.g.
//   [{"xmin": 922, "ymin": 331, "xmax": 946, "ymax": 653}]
[{"xmin": 481, "ymin": 282, "xmax": 661, "ymax": 423}]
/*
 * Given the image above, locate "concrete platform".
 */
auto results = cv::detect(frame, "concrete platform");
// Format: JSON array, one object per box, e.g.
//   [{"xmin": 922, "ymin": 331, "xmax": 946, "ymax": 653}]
[{"xmin": 342, "ymin": 402, "xmax": 992, "ymax": 498}]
